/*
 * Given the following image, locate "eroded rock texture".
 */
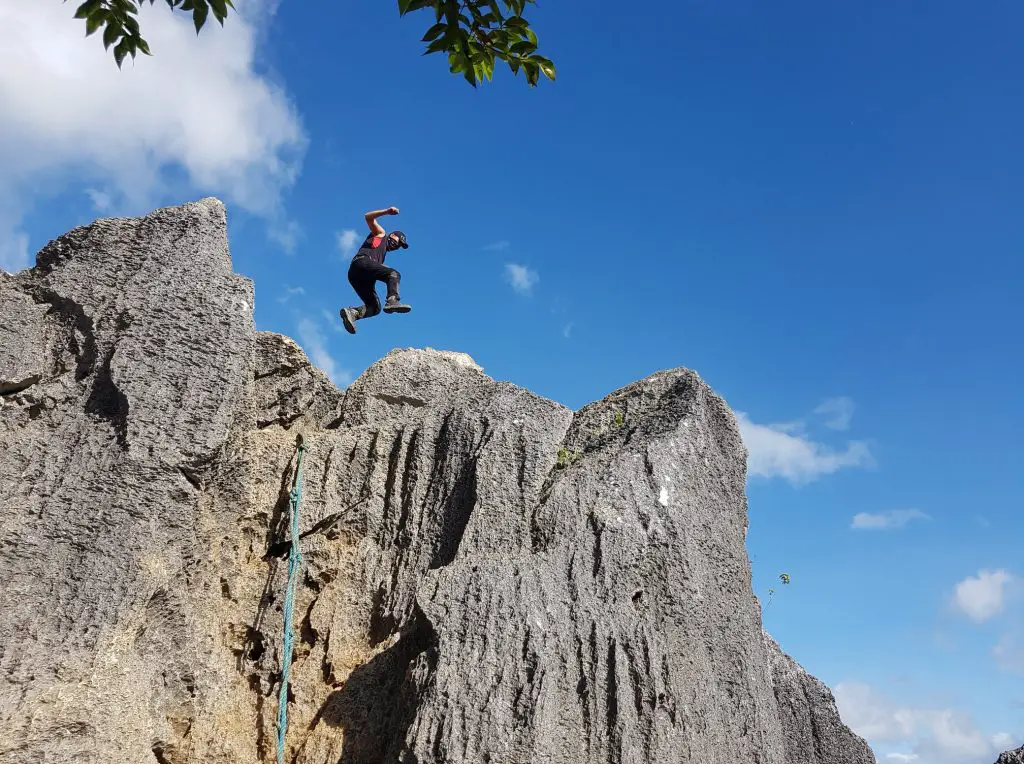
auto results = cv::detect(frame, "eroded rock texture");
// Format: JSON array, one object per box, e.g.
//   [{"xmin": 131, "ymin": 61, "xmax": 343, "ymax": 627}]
[
  {"xmin": 0, "ymin": 200, "xmax": 874, "ymax": 764},
  {"xmin": 998, "ymin": 746, "xmax": 1024, "ymax": 764}
]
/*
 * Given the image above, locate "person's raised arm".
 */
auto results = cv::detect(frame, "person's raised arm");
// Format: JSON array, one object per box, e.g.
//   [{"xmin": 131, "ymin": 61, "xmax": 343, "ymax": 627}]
[{"xmin": 364, "ymin": 206, "xmax": 399, "ymax": 236}]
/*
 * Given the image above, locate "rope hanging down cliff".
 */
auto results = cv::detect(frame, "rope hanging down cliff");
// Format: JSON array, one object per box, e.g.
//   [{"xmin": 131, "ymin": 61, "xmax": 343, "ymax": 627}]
[{"xmin": 277, "ymin": 435, "xmax": 306, "ymax": 764}]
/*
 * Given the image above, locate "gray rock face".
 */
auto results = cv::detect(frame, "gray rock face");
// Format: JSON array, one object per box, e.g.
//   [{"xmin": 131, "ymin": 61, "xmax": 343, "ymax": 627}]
[
  {"xmin": 0, "ymin": 200, "xmax": 874, "ymax": 764},
  {"xmin": 998, "ymin": 746, "xmax": 1024, "ymax": 764},
  {"xmin": 766, "ymin": 635, "xmax": 876, "ymax": 764}
]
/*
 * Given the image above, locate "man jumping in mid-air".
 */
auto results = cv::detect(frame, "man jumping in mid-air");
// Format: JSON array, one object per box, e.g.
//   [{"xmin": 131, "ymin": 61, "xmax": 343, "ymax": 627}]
[{"xmin": 339, "ymin": 206, "xmax": 411, "ymax": 335}]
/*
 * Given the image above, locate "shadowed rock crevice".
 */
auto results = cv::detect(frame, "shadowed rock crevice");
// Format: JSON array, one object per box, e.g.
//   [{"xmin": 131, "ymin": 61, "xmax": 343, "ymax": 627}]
[
  {"xmin": 84, "ymin": 342, "xmax": 130, "ymax": 447},
  {"xmin": 310, "ymin": 606, "xmax": 439, "ymax": 764}
]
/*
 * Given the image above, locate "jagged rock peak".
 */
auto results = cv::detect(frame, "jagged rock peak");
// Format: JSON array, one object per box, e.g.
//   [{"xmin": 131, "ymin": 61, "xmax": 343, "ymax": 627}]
[
  {"xmin": 0, "ymin": 199, "xmax": 874, "ymax": 764},
  {"xmin": 998, "ymin": 746, "xmax": 1024, "ymax": 764}
]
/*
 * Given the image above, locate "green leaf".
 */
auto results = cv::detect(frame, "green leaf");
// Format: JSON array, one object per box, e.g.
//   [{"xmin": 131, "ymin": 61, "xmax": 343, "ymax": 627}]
[
  {"xmin": 522, "ymin": 59, "xmax": 539, "ymax": 85},
  {"xmin": 401, "ymin": 0, "xmax": 433, "ymax": 14},
  {"xmin": 85, "ymin": 12, "xmax": 104, "ymax": 36},
  {"xmin": 208, "ymin": 0, "xmax": 228, "ymax": 22},
  {"xmin": 524, "ymin": 25, "xmax": 537, "ymax": 45},
  {"xmin": 421, "ymin": 22, "xmax": 446, "ymax": 41},
  {"xmin": 192, "ymin": 0, "xmax": 208, "ymax": 32},
  {"xmin": 504, "ymin": 14, "xmax": 527, "ymax": 29},
  {"xmin": 531, "ymin": 54, "xmax": 555, "ymax": 80},
  {"xmin": 510, "ymin": 40, "xmax": 535, "ymax": 55},
  {"xmin": 73, "ymin": 0, "xmax": 101, "ymax": 19},
  {"xmin": 102, "ymin": 21, "xmax": 121, "ymax": 48},
  {"xmin": 423, "ymin": 36, "xmax": 448, "ymax": 55},
  {"xmin": 448, "ymin": 50, "xmax": 469, "ymax": 74},
  {"xmin": 136, "ymin": 36, "xmax": 152, "ymax": 55},
  {"xmin": 113, "ymin": 39, "xmax": 130, "ymax": 67}
]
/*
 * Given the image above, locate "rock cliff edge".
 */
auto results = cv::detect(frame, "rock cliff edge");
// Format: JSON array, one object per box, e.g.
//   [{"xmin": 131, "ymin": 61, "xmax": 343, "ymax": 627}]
[{"xmin": 0, "ymin": 200, "xmax": 874, "ymax": 764}]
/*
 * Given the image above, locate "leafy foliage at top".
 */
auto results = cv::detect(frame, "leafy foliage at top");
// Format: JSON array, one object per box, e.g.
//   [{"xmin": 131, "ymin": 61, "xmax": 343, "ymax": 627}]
[
  {"xmin": 64, "ymin": 0, "xmax": 555, "ymax": 86},
  {"xmin": 65, "ymin": 0, "xmax": 232, "ymax": 67},
  {"xmin": 401, "ymin": 0, "xmax": 554, "ymax": 87}
]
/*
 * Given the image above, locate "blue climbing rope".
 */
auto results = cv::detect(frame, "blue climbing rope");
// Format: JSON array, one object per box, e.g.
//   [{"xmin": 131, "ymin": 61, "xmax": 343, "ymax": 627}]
[{"xmin": 277, "ymin": 436, "xmax": 306, "ymax": 764}]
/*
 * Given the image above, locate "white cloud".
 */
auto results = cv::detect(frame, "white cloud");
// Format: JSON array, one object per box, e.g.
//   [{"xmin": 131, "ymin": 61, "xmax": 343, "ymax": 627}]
[
  {"xmin": 320, "ymin": 308, "xmax": 345, "ymax": 333},
  {"xmin": 833, "ymin": 682, "xmax": 916, "ymax": 742},
  {"xmin": 952, "ymin": 569, "xmax": 1015, "ymax": 623},
  {"xmin": 85, "ymin": 188, "xmax": 113, "ymax": 212},
  {"xmin": 483, "ymin": 239, "xmax": 510, "ymax": 251},
  {"xmin": 296, "ymin": 317, "xmax": 351, "ymax": 388},
  {"xmin": 814, "ymin": 396, "xmax": 856, "ymax": 430},
  {"xmin": 562, "ymin": 322, "xmax": 573, "ymax": 339},
  {"xmin": 0, "ymin": 0, "xmax": 306, "ymax": 263},
  {"xmin": 834, "ymin": 682, "xmax": 1014, "ymax": 764},
  {"xmin": 736, "ymin": 412, "xmax": 873, "ymax": 485},
  {"xmin": 337, "ymin": 229, "xmax": 359, "ymax": 257},
  {"xmin": 851, "ymin": 509, "xmax": 929, "ymax": 531},
  {"xmin": 276, "ymin": 285, "xmax": 305, "ymax": 304},
  {"xmin": 269, "ymin": 219, "xmax": 303, "ymax": 255},
  {"xmin": 0, "ymin": 231, "xmax": 29, "ymax": 273},
  {"xmin": 993, "ymin": 632, "xmax": 1024, "ymax": 675},
  {"xmin": 504, "ymin": 263, "xmax": 538, "ymax": 295},
  {"xmin": 915, "ymin": 712, "xmax": 1014, "ymax": 764}
]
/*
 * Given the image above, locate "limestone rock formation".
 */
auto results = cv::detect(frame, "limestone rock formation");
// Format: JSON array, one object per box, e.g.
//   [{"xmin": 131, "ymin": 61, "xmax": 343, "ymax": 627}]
[
  {"xmin": 766, "ymin": 635, "xmax": 875, "ymax": 764},
  {"xmin": 0, "ymin": 199, "xmax": 875, "ymax": 764},
  {"xmin": 998, "ymin": 746, "xmax": 1024, "ymax": 764}
]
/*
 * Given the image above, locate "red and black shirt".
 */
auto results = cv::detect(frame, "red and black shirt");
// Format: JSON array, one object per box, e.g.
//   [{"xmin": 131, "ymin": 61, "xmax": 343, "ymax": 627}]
[{"xmin": 355, "ymin": 232, "xmax": 389, "ymax": 265}]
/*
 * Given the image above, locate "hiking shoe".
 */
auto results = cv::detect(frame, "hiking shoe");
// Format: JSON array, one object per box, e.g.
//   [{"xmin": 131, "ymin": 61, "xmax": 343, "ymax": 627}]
[
  {"xmin": 339, "ymin": 307, "xmax": 357, "ymax": 334},
  {"xmin": 383, "ymin": 297, "xmax": 411, "ymax": 314}
]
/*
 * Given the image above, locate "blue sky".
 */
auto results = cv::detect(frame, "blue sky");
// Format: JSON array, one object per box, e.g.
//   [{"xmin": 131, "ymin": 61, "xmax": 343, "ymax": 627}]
[{"xmin": 2, "ymin": 1, "xmax": 1022, "ymax": 760}]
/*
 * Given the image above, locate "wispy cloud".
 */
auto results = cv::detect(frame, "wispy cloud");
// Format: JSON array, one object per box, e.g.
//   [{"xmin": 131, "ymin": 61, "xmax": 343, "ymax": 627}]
[
  {"xmin": 562, "ymin": 322, "xmax": 574, "ymax": 339},
  {"xmin": 851, "ymin": 509, "xmax": 929, "ymax": 531},
  {"xmin": 952, "ymin": 569, "xmax": 1015, "ymax": 623},
  {"xmin": 483, "ymin": 239, "xmax": 511, "ymax": 252},
  {"xmin": 337, "ymin": 228, "xmax": 359, "ymax": 258},
  {"xmin": 320, "ymin": 308, "xmax": 345, "ymax": 333},
  {"xmin": 269, "ymin": 219, "xmax": 303, "ymax": 255},
  {"xmin": 736, "ymin": 412, "xmax": 873, "ymax": 485},
  {"xmin": 276, "ymin": 285, "xmax": 306, "ymax": 304},
  {"xmin": 993, "ymin": 631, "xmax": 1024, "ymax": 676},
  {"xmin": 504, "ymin": 263, "xmax": 538, "ymax": 296},
  {"xmin": 814, "ymin": 396, "xmax": 856, "ymax": 430},
  {"xmin": 834, "ymin": 681, "xmax": 1013, "ymax": 764},
  {"xmin": 85, "ymin": 187, "xmax": 113, "ymax": 212},
  {"xmin": 296, "ymin": 316, "xmax": 351, "ymax": 387}
]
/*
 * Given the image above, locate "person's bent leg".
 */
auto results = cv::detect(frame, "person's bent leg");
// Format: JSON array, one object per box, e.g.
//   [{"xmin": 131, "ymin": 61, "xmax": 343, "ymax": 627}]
[
  {"xmin": 341, "ymin": 259, "xmax": 382, "ymax": 333},
  {"xmin": 378, "ymin": 267, "xmax": 411, "ymax": 314}
]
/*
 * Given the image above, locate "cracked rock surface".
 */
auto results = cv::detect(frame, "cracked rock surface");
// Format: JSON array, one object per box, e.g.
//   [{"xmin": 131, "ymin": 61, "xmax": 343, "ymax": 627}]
[{"xmin": 0, "ymin": 199, "xmax": 874, "ymax": 764}]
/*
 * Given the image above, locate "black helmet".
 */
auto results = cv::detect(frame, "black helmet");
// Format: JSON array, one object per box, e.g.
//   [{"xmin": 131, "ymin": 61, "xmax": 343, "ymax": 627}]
[{"xmin": 388, "ymin": 230, "xmax": 409, "ymax": 250}]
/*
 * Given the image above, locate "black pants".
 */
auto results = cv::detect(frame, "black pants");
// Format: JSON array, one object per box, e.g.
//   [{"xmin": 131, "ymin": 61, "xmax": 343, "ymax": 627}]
[{"xmin": 347, "ymin": 255, "xmax": 400, "ymax": 318}]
